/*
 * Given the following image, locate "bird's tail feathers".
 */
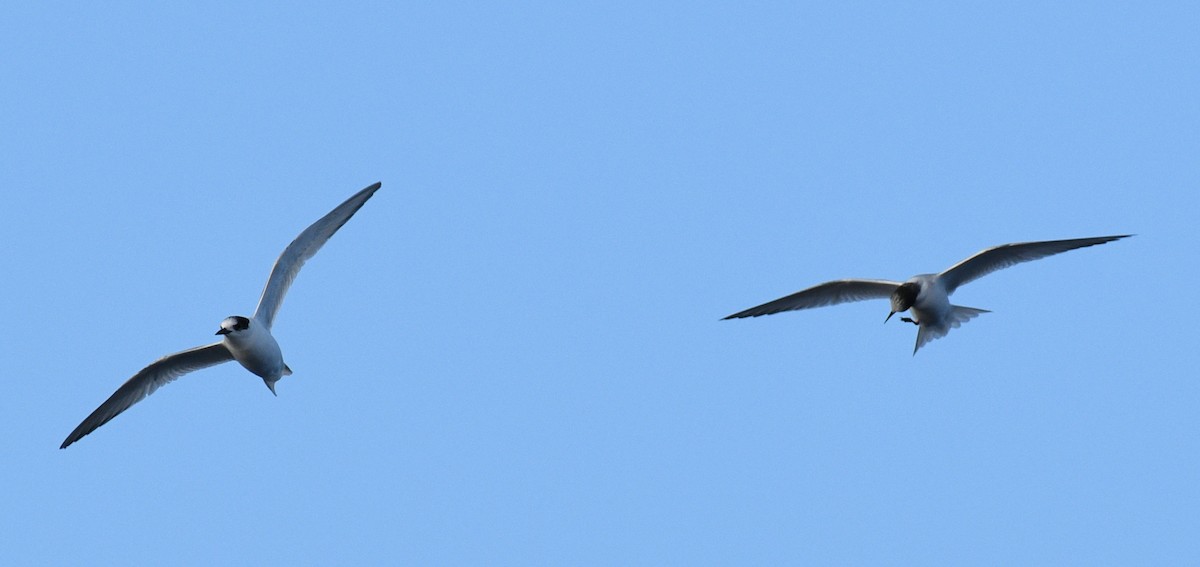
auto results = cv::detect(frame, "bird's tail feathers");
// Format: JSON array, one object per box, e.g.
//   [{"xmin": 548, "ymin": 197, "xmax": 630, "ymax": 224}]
[
  {"xmin": 947, "ymin": 305, "xmax": 990, "ymax": 327},
  {"xmin": 913, "ymin": 305, "xmax": 990, "ymax": 355}
]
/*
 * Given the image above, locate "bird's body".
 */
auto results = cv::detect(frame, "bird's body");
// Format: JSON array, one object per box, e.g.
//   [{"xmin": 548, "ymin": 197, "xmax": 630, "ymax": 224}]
[
  {"xmin": 905, "ymin": 274, "xmax": 948, "ymax": 325},
  {"xmin": 61, "ymin": 182, "xmax": 381, "ymax": 449},
  {"xmin": 723, "ymin": 235, "xmax": 1131, "ymax": 354},
  {"xmin": 218, "ymin": 315, "xmax": 291, "ymax": 393},
  {"xmin": 894, "ymin": 274, "xmax": 991, "ymax": 353}
]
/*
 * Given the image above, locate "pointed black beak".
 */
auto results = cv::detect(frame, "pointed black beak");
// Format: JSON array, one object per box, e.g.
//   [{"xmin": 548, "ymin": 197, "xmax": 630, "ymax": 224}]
[
  {"xmin": 216, "ymin": 328, "xmax": 230, "ymax": 335},
  {"xmin": 885, "ymin": 311, "xmax": 895, "ymax": 324}
]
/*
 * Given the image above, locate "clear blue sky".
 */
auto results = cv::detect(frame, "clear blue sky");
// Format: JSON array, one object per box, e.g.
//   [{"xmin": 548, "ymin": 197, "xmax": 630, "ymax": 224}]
[{"xmin": 3, "ymin": 2, "xmax": 1197, "ymax": 564}]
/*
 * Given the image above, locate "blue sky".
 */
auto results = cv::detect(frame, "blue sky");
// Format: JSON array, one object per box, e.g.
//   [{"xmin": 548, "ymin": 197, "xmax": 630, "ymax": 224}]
[{"xmin": 2, "ymin": 1, "xmax": 1197, "ymax": 564}]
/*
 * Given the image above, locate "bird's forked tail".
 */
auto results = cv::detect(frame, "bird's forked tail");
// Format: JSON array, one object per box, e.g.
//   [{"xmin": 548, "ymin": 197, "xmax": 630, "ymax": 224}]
[{"xmin": 913, "ymin": 305, "xmax": 990, "ymax": 354}]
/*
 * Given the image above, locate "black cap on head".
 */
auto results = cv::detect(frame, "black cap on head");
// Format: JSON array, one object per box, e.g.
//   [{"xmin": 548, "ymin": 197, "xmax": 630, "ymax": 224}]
[
  {"xmin": 885, "ymin": 282, "xmax": 920, "ymax": 322},
  {"xmin": 216, "ymin": 315, "xmax": 251, "ymax": 335}
]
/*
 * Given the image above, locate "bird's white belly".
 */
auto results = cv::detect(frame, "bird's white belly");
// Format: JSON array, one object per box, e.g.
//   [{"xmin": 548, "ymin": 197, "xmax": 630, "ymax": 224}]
[
  {"xmin": 909, "ymin": 275, "xmax": 951, "ymax": 325},
  {"xmin": 910, "ymin": 304, "xmax": 948, "ymax": 326},
  {"xmin": 224, "ymin": 327, "xmax": 286, "ymax": 380}
]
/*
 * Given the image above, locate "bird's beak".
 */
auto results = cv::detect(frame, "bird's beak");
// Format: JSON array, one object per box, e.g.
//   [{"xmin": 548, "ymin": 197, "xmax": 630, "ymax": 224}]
[
  {"xmin": 215, "ymin": 328, "xmax": 230, "ymax": 335},
  {"xmin": 265, "ymin": 381, "xmax": 277, "ymax": 396},
  {"xmin": 884, "ymin": 311, "xmax": 895, "ymax": 324}
]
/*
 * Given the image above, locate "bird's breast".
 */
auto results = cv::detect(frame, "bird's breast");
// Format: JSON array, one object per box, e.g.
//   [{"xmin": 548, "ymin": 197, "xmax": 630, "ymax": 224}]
[
  {"xmin": 910, "ymin": 279, "xmax": 951, "ymax": 325},
  {"xmin": 223, "ymin": 328, "xmax": 286, "ymax": 380}
]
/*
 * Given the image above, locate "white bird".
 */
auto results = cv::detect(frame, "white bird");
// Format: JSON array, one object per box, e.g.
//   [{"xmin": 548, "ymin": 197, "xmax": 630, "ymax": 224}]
[
  {"xmin": 723, "ymin": 235, "xmax": 1131, "ymax": 355},
  {"xmin": 61, "ymin": 182, "xmax": 382, "ymax": 449}
]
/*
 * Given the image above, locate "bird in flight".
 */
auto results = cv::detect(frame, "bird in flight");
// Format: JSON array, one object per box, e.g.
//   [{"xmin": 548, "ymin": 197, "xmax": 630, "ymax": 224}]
[
  {"xmin": 61, "ymin": 182, "xmax": 382, "ymax": 449},
  {"xmin": 723, "ymin": 235, "xmax": 1131, "ymax": 354}
]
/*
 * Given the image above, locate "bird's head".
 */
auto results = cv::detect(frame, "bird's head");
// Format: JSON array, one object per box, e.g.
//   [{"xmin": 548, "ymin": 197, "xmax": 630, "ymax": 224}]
[
  {"xmin": 216, "ymin": 315, "xmax": 251, "ymax": 336},
  {"xmin": 885, "ymin": 282, "xmax": 920, "ymax": 323}
]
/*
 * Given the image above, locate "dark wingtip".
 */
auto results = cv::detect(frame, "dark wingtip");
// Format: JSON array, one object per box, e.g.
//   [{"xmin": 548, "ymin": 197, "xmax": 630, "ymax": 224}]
[
  {"xmin": 722, "ymin": 312, "xmax": 757, "ymax": 320},
  {"xmin": 1082, "ymin": 234, "xmax": 1134, "ymax": 248},
  {"xmin": 61, "ymin": 427, "xmax": 85, "ymax": 449},
  {"xmin": 723, "ymin": 307, "xmax": 770, "ymax": 320}
]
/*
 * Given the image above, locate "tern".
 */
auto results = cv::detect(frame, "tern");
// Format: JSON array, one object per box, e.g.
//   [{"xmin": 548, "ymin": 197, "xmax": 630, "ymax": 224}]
[
  {"xmin": 61, "ymin": 182, "xmax": 382, "ymax": 449},
  {"xmin": 723, "ymin": 235, "xmax": 1130, "ymax": 354}
]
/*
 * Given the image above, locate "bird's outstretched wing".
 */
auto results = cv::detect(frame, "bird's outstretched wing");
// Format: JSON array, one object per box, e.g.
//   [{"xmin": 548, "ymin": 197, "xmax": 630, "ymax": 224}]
[
  {"xmin": 253, "ymin": 182, "xmax": 381, "ymax": 329},
  {"xmin": 937, "ymin": 235, "xmax": 1131, "ymax": 294},
  {"xmin": 61, "ymin": 342, "xmax": 233, "ymax": 449},
  {"xmin": 723, "ymin": 279, "xmax": 902, "ymax": 319}
]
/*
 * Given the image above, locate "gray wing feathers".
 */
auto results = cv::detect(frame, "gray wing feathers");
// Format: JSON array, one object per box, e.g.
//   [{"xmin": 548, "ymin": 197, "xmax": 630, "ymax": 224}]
[
  {"xmin": 723, "ymin": 279, "xmax": 902, "ymax": 319},
  {"xmin": 253, "ymin": 182, "xmax": 381, "ymax": 329},
  {"xmin": 60, "ymin": 342, "xmax": 233, "ymax": 449},
  {"xmin": 938, "ymin": 235, "xmax": 1131, "ymax": 293}
]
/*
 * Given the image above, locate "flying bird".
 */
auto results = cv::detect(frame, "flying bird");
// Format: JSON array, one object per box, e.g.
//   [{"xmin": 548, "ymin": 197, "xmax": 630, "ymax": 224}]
[
  {"xmin": 61, "ymin": 182, "xmax": 382, "ymax": 449},
  {"xmin": 723, "ymin": 235, "xmax": 1131, "ymax": 354}
]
